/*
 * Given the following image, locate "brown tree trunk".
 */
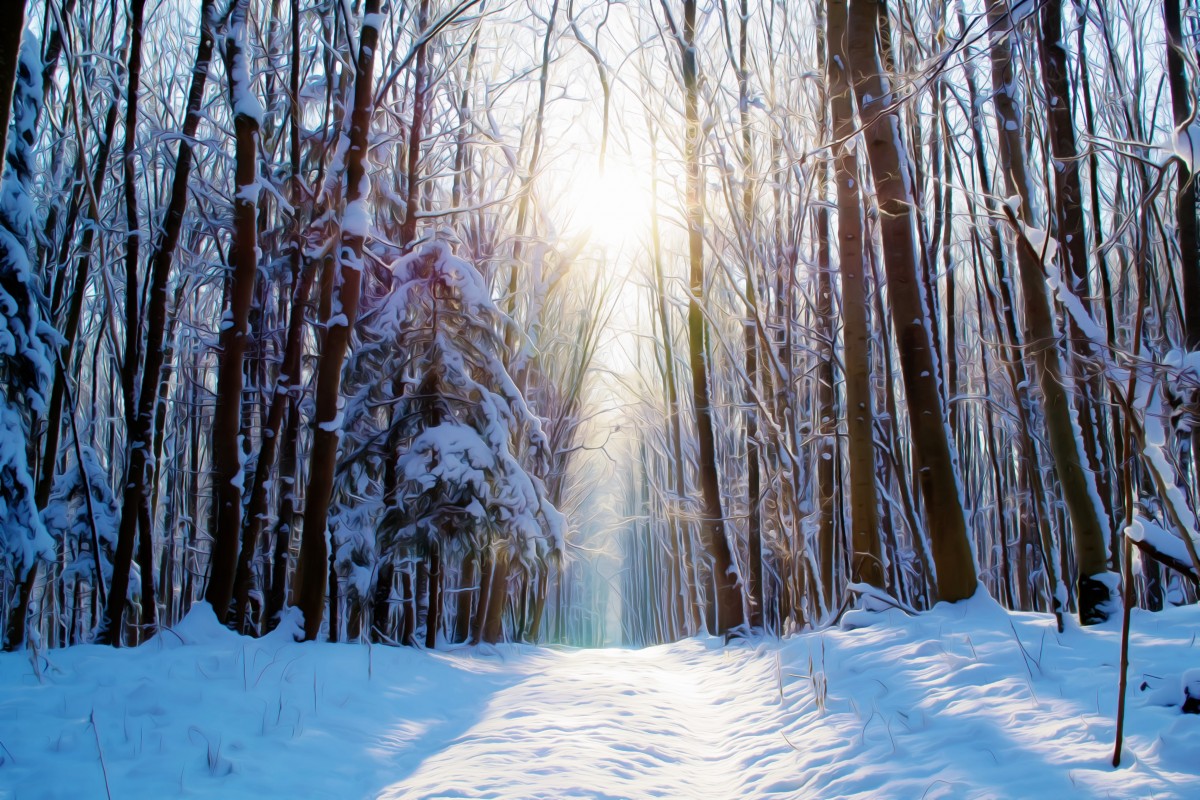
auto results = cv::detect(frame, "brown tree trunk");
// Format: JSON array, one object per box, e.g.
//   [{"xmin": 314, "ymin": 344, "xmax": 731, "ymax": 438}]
[
  {"xmin": 206, "ymin": 1, "xmax": 262, "ymax": 623},
  {"xmin": 828, "ymin": 0, "xmax": 883, "ymax": 593},
  {"xmin": 293, "ymin": 0, "xmax": 384, "ymax": 641},
  {"xmin": 647, "ymin": 117, "xmax": 701, "ymax": 633},
  {"xmin": 680, "ymin": 0, "xmax": 745, "ymax": 634},
  {"xmin": 482, "ymin": 553, "xmax": 509, "ymax": 644},
  {"xmin": 470, "ymin": 552, "xmax": 494, "ymax": 644},
  {"xmin": 1165, "ymin": 0, "xmax": 1200, "ymax": 350},
  {"xmin": 425, "ymin": 544, "xmax": 442, "ymax": 648},
  {"xmin": 99, "ymin": 0, "xmax": 216, "ymax": 644},
  {"xmin": 454, "ymin": 553, "xmax": 476, "ymax": 643},
  {"xmin": 987, "ymin": 0, "xmax": 1109, "ymax": 622},
  {"xmin": 231, "ymin": 265, "xmax": 314, "ymax": 631},
  {"xmin": 846, "ymin": 0, "xmax": 976, "ymax": 602},
  {"xmin": 399, "ymin": 0, "xmax": 430, "ymax": 249},
  {"xmin": 232, "ymin": 0, "xmax": 308, "ymax": 633}
]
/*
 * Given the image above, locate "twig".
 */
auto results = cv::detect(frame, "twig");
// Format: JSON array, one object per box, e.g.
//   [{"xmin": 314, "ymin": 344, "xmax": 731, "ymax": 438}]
[
  {"xmin": 90, "ymin": 709, "xmax": 113, "ymax": 800},
  {"xmin": 1113, "ymin": 534, "xmax": 1135, "ymax": 767}
]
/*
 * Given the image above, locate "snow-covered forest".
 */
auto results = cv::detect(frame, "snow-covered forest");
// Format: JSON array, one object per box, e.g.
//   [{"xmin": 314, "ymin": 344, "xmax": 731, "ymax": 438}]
[{"xmin": 2, "ymin": 0, "xmax": 1200, "ymax": 796}]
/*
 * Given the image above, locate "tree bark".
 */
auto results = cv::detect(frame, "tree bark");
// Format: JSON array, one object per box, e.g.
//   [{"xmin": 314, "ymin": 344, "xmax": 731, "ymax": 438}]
[
  {"xmin": 987, "ymin": 0, "xmax": 1109, "ymax": 622},
  {"xmin": 399, "ymin": 0, "xmax": 430, "ymax": 249},
  {"xmin": 1037, "ymin": 0, "xmax": 1114, "ymax": 622},
  {"xmin": 828, "ymin": 0, "xmax": 883, "ymax": 592},
  {"xmin": 680, "ymin": 0, "xmax": 746, "ymax": 634},
  {"xmin": 454, "ymin": 554, "xmax": 476, "ymax": 643},
  {"xmin": 99, "ymin": 0, "xmax": 216, "ymax": 644},
  {"xmin": 846, "ymin": 0, "xmax": 976, "ymax": 602},
  {"xmin": 206, "ymin": 1, "xmax": 262, "ymax": 623},
  {"xmin": 1165, "ymin": 0, "xmax": 1200, "ymax": 350},
  {"xmin": 294, "ymin": 0, "xmax": 384, "ymax": 641}
]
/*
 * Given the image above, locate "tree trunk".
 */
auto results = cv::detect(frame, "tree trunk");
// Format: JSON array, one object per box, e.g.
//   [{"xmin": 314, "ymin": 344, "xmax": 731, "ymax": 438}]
[
  {"xmin": 735, "ymin": 0, "xmax": 765, "ymax": 630},
  {"xmin": 371, "ymin": 561, "xmax": 395, "ymax": 643},
  {"xmin": 294, "ymin": 0, "xmax": 384, "ymax": 641},
  {"xmin": 99, "ymin": 0, "xmax": 217, "ymax": 644},
  {"xmin": 828, "ymin": 0, "xmax": 883, "ymax": 593},
  {"xmin": 1165, "ymin": 0, "xmax": 1200, "ymax": 350},
  {"xmin": 399, "ymin": 0, "xmax": 430, "ymax": 249},
  {"xmin": 846, "ymin": 0, "xmax": 976, "ymax": 602},
  {"xmin": 206, "ymin": 2, "xmax": 263, "ymax": 623},
  {"xmin": 482, "ymin": 553, "xmax": 509, "ymax": 644},
  {"xmin": 681, "ymin": 0, "xmax": 745, "ymax": 634},
  {"xmin": 425, "ymin": 544, "xmax": 441, "ymax": 648},
  {"xmin": 121, "ymin": 0, "xmax": 146, "ymax": 432},
  {"xmin": 988, "ymin": 0, "xmax": 1110, "ymax": 622},
  {"xmin": 454, "ymin": 553, "xmax": 476, "ymax": 643}
]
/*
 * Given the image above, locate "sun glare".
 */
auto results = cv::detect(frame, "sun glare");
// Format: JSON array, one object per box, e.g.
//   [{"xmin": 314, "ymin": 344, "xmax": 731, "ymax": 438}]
[{"xmin": 562, "ymin": 163, "xmax": 651, "ymax": 251}]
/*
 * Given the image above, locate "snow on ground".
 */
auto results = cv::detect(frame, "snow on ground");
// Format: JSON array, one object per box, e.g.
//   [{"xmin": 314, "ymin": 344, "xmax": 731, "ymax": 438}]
[{"xmin": 1, "ymin": 595, "xmax": 1198, "ymax": 799}]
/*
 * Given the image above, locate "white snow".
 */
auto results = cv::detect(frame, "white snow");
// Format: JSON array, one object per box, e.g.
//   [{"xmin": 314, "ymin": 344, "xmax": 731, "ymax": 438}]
[
  {"xmin": 227, "ymin": 22, "xmax": 265, "ymax": 126},
  {"xmin": 1128, "ymin": 516, "xmax": 1199, "ymax": 573},
  {"xmin": 2, "ymin": 596, "xmax": 1198, "ymax": 797},
  {"xmin": 343, "ymin": 197, "xmax": 372, "ymax": 239},
  {"xmin": 1173, "ymin": 119, "xmax": 1200, "ymax": 172}
]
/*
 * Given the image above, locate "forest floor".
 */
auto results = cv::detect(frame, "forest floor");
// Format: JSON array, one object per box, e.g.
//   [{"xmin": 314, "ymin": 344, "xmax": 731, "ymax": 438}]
[{"xmin": 1, "ymin": 594, "xmax": 1198, "ymax": 799}]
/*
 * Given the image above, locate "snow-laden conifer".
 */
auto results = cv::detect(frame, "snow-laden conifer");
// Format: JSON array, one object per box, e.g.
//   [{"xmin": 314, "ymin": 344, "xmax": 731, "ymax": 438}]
[{"xmin": 0, "ymin": 34, "xmax": 53, "ymax": 648}]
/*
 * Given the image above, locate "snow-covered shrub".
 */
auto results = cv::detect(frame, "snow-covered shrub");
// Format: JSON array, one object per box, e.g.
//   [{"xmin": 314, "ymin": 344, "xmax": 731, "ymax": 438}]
[{"xmin": 42, "ymin": 447, "xmax": 131, "ymax": 606}]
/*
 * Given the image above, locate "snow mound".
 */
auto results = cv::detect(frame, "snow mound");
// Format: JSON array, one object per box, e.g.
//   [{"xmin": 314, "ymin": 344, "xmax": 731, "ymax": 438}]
[{"xmin": 159, "ymin": 601, "xmax": 241, "ymax": 646}]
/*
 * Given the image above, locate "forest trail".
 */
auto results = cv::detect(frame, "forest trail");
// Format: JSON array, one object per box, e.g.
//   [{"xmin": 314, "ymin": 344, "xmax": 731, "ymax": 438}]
[
  {"xmin": 378, "ymin": 639, "xmax": 802, "ymax": 799},
  {"xmin": 3, "ymin": 601, "xmax": 1198, "ymax": 799}
]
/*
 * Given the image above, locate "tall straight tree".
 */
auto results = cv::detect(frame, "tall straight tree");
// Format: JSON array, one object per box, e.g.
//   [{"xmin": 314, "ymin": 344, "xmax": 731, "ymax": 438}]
[
  {"xmin": 205, "ymin": 0, "xmax": 263, "ymax": 623},
  {"xmin": 667, "ymin": 0, "xmax": 745, "ymax": 634},
  {"xmin": 98, "ymin": 0, "xmax": 218, "ymax": 644},
  {"xmin": 845, "ymin": 0, "xmax": 976, "ymax": 601},
  {"xmin": 294, "ymin": 0, "xmax": 385, "ymax": 641},
  {"xmin": 97, "ymin": 0, "xmax": 157, "ymax": 643},
  {"xmin": 827, "ymin": 0, "xmax": 882, "ymax": 591},
  {"xmin": 986, "ymin": 0, "xmax": 1109, "ymax": 623},
  {"xmin": 1036, "ymin": 0, "xmax": 1113, "ymax": 622},
  {"xmin": 1164, "ymin": 0, "xmax": 1200, "ymax": 350}
]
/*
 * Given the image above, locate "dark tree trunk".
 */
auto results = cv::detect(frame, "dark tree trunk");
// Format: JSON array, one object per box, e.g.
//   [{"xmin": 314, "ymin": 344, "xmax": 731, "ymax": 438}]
[
  {"xmin": 294, "ymin": 0, "xmax": 385, "ymax": 641},
  {"xmin": 681, "ymin": 0, "xmax": 745, "ymax": 634},
  {"xmin": 828, "ymin": 0, "xmax": 883, "ymax": 594},
  {"xmin": 99, "ymin": 0, "xmax": 217, "ymax": 644},
  {"xmin": 847, "ymin": 0, "xmax": 976, "ymax": 601},
  {"xmin": 206, "ymin": 1, "xmax": 262, "ymax": 624},
  {"xmin": 454, "ymin": 554, "xmax": 476, "ymax": 643},
  {"xmin": 425, "ymin": 544, "xmax": 442, "ymax": 649}
]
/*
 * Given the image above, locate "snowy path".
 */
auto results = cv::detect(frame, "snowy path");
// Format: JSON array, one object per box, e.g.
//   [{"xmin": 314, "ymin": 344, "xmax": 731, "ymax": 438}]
[
  {"xmin": 379, "ymin": 642, "xmax": 800, "ymax": 799},
  {"xmin": 2, "ymin": 598, "xmax": 1199, "ymax": 799}
]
